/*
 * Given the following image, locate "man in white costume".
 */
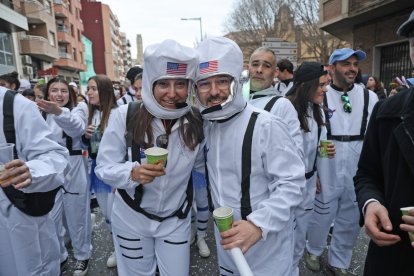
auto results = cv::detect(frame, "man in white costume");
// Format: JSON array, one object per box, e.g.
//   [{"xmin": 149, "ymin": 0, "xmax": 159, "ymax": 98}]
[
  {"xmin": 305, "ymin": 48, "xmax": 378, "ymax": 275},
  {"xmin": 194, "ymin": 37, "xmax": 306, "ymax": 276},
  {"xmin": 247, "ymin": 47, "xmax": 303, "ymax": 158},
  {"xmin": 0, "ymin": 86, "xmax": 68, "ymax": 276}
]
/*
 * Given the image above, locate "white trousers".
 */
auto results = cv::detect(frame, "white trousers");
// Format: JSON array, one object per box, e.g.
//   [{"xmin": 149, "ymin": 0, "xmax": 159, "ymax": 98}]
[
  {"xmin": 306, "ymin": 188, "xmax": 360, "ymax": 269},
  {"xmin": 50, "ymin": 190, "xmax": 69, "ymax": 263},
  {"xmin": 111, "ymin": 192, "xmax": 191, "ymax": 276},
  {"xmin": 0, "ymin": 191, "xmax": 60, "ymax": 276}
]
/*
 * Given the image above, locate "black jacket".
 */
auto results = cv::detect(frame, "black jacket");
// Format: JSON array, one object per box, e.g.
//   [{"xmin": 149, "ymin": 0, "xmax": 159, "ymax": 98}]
[{"xmin": 354, "ymin": 88, "xmax": 414, "ymax": 276}]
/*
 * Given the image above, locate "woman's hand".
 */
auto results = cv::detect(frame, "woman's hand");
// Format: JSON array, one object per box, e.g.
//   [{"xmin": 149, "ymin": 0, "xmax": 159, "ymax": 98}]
[
  {"xmin": 327, "ymin": 143, "xmax": 336, "ymax": 159},
  {"xmin": 37, "ymin": 99, "xmax": 63, "ymax": 116},
  {"xmin": 131, "ymin": 163, "xmax": 165, "ymax": 184},
  {"xmin": 85, "ymin": 124, "xmax": 96, "ymax": 139}
]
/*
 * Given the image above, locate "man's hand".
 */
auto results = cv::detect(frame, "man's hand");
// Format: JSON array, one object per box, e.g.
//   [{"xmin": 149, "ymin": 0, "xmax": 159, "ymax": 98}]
[
  {"xmin": 220, "ymin": 220, "xmax": 262, "ymax": 254},
  {"xmin": 400, "ymin": 208, "xmax": 414, "ymax": 248},
  {"xmin": 0, "ymin": 160, "xmax": 32, "ymax": 189},
  {"xmin": 131, "ymin": 163, "xmax": 165, "ymax": 184},
  {"xmin": 364, "ymin": 201, "xmax": 401, "ymax": 246}
]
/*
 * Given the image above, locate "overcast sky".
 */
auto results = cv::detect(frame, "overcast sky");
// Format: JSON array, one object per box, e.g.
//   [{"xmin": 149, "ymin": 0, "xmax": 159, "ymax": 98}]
[{"xmin": 100, "ymin": 0, "xmax": 236, "ymax": 59}]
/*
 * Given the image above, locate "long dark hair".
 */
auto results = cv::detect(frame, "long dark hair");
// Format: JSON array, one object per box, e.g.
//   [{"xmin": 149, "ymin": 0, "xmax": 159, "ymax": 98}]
[
  {"xmin": 45, "ymin": 77, "xmax": 76, "ymax": 109},
  {"xmin": 127, "ymin": 105, "xmax": 204, "ymax": 151},
  {"xmin": 88, "ymin": 75, "xmax": 117, "ymax": 133},
  {"xmin": 287, "ymin": 78, "xmax": 325, "ymax": 132},
  {"xmin": 0, "ymin": 71, "xmax": 20, "ymax": 90}
]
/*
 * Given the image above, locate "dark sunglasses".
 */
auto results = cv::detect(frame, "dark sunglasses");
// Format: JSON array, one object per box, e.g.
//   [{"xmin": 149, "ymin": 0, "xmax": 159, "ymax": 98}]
[
  {"xmin": 156, "ymin": 134, "xmax": 168, "ymax": 149},
  {"xmin": 341, "ymin": 93, "xmax": 352, "ymax": 113}
]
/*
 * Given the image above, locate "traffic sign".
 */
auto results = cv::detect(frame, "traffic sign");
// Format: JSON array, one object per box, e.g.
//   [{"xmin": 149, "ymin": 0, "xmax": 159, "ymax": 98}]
[{"xmin": 262, "ymin": 41, "xmax": 298, "ymax": 48}]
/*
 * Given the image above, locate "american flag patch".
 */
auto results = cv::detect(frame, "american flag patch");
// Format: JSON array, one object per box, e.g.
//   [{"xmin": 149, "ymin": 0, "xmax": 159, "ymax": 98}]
[
  {"xmin": 166, "ymin": 62, "xmax": 187, "ymax": 75},
  {"xmin": 199, "ymin": 60, "xmax": 218, "ymax": 74}
]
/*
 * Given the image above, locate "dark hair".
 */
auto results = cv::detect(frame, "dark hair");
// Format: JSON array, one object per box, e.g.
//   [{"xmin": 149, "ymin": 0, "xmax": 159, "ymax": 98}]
[
  {"xmin": 128, "ymin": 106, "xmax": 204, "ymax": 151},
  {"xmin": 45, "ymin": 77, "xmax": 76, "ymax": 109},
  {"xmin": 287, "ymin": 78, "xmax": 325, "ymax": 132},
  {"xmin": 77, "ymin": 93, "xmax": 88, "ymax": 104},
  {"xmin": 277, "ymin": 59, "xmax": 294, "ymax": 74},
  {"xmin": 87, "ymin": 75, "xmax": 117, "ymax": 133},
  {"xmin": 0, "ymin": 71, "xmax": 20, "ymax": 90}
]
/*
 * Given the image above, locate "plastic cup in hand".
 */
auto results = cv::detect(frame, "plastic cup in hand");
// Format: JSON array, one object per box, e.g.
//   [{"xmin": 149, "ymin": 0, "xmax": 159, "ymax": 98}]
[
  {"xmin": 401, "ymin": 207, "xmax": 414, "ymax": 242},
  {"xmin": 90, "ymin": 128, "xmax": 102, "ymax": 154},
  {"xmin": 144, "ymin": 147, "xmax": 168, "ymax": 167},
  {"xmin": 0, "ymin": 143, "xmax": 15, "ymax": 185},
  {"xmin": 319, "ymin": 140, "xmax": 332, "ymax": 158},
  {"xmin": 213, "ymin": 207, "xmax": 233, "ymax": 233}
]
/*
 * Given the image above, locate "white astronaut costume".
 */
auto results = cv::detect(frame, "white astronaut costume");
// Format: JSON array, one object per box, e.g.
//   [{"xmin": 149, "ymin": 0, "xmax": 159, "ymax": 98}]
[
  {"xmin": 275, "ymin": 80, "xmax": 293, "ymax": 96},
  {"xmin": 47, "ymin": 101, "xmax": 92, "ymax": 262},
  {"xmin": 292, "ymin": 106, "xmax": 328, "ymax": 275},
  {"xmin": 306, "ymin": 84, "xmax": 378, "ymax": 269},
  {"xmin": 96, "ymin": 40, "xmax": 204, "ymax": 276},
  {"xmin": 249, "ymin": 86, "xmax": 304, "ymax": 158},
  {"xmin": 0, "ymin": 87, "xmax": 68, "ymax": 276},
  {"xmin": 194, "ymin": 37, "xmax": 306, "ymax": 276}
]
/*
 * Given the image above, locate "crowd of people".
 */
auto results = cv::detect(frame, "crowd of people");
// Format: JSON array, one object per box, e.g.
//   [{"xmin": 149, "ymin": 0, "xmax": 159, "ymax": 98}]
[{"xmin": 1, "ymin": 10, "xmax": 414, "ymax": 276}]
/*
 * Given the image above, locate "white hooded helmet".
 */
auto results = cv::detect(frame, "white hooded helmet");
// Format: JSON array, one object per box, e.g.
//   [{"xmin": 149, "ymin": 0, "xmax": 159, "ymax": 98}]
[
  {"xmin": 141, "ymin": 39, "xmax": 198, "ymax": 119},
  {"xmin": 194, "ymin": 37, "xmax": 246, "ymax": 121}
]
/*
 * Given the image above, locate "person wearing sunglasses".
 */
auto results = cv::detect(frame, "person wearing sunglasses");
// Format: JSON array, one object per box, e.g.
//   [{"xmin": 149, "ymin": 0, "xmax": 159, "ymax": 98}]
[
  {"xmin": 95, "ymin": 39, "xmax": 204, "ymax": 276},
  {"xmin": 194, "ymin": 37, "xmax": 305, "ymax": 276},
  {"xmin": 355, "ymin": 10, "xmax": 414, "ymax": 275},
  {"xmin": 305, "ymin": 48, "xmax": 378, "ymax": 275}
]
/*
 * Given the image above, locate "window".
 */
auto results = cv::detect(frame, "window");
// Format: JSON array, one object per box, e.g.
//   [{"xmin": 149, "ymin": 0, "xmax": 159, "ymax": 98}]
[
  {"xmin": 49, "ymin": 31, "xmax": 56, "ymax": 46},
  {"xmin": 71, "ymin": 24, "xmax": 74, "ymax": 37},
  {"xmin": 45, "ymin": 1, "xmax": 52, "ymax": 14},
  {"xmin": 0, "ymin": 32, "xmax": 14, "ymax": 66},
  {"xmin": 73, "ymin": 47, "xmax": 77, "ymax": 61}
]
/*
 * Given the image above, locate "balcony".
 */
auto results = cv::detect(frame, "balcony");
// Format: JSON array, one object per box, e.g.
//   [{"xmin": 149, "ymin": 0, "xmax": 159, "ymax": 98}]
[
  {"xmin": 57, "ymin": 27, "xmax": 72, "ymax": 44},
  {"xmin": 21, "ymin": 0, "xmax": 54, "ymax": 25},
  {"xmin": 55, "ymin": 51, "xmax": 86, "ymax": 71},
  {"xmin": 0, "ymin": 0, "xmax": 28, "ymax": 32},
  {"xmin": 20, "ymin": 35, "xmax": 58, "ymax": 62},
  {"xmin": 53, "ymin": 0, "xmax": 68, "ymax": 18}
]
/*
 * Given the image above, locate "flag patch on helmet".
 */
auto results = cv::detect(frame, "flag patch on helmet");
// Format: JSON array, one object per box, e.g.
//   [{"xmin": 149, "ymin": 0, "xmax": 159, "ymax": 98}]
[
  {"xmin": 166, "ymin": 62, "xmax": 187, "ymax": 75},
  {"xmin": 199, "ymin": 60, "xmax": 218, "ymax": 74}
]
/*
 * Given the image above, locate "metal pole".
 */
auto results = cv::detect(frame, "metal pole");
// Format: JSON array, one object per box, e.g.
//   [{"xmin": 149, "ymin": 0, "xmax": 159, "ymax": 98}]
[{"xmin": 199, "ymin": 17, "xmax": 203, "ymax": 41}]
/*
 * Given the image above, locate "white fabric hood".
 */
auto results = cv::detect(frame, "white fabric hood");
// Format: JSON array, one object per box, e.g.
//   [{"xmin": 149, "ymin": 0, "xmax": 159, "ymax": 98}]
[
  {"xmin": 194, "ymin": 37, "xmax": 246, "ymax": 121},
  {"xmin": 141, "ymin": 39, "xmax": 198, "ymax": 119}
]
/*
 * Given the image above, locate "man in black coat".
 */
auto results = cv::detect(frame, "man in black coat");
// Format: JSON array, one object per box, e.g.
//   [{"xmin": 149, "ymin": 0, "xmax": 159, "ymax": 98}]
[{"xmin": 354, "ymin": 10, "xmax": 414, "ymax": 276}]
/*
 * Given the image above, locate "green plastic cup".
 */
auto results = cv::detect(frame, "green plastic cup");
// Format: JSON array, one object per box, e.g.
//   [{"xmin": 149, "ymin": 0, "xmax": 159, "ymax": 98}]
[
  {"xmin": 144, "ymin": 147, "xmax": 168, "ymax": 167},
  {"xmin": 319, "ymin": 140, "xmax": 332, "ymax": 158},
  {"xmin": 401, "ymin": 207, "xmax": 414, "ymax": 242},
  {"xmin": 213, "ymin": 207, "xmax": 233, "ymax": 233}
]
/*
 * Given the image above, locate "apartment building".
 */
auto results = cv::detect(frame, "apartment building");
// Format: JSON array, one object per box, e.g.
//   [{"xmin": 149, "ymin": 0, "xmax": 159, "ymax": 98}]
[
  {"xmin": 80, "ymin": 0, "xmax": 124, "ymax": 81},
  {"xmin": 0, "ymin": 0, "xmax": 28, "ymax": 76},
  {"xmin": 319, "ymin": 0, "xmax": 414, "ymax": 89}
]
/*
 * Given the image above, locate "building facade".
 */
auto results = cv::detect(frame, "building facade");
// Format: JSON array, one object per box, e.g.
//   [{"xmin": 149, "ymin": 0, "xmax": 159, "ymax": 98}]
[{"xmin": 319, "ymin": 0, "xmax": 414, "ymax": 89}]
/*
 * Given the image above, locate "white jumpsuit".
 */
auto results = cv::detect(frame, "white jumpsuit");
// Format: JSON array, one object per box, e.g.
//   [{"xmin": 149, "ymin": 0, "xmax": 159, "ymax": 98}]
[
  {"xmin": 306, "ymin": 84, "xmax": 378, "ymax": 269},
  {"xmin": 0, "ymin": 88, "xmax": 68, "ymax": 276},
  {"xmin": 47, "ymin": 102, "xmax": 92, "ymax": 262},
  {"xmin": 96, "ymin": 105, "xmax": 205, "ymax": 276},
  {"xmin": 205, "ymin": 103, "xmax": 306, "ymax": 276}
]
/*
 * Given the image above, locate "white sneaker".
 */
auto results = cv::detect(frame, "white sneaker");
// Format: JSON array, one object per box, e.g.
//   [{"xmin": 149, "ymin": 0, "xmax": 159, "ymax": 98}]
[
  {"xmin": 196, "ymin": 237, "xmax": 210, "ymax": 258},
  {"xmin": 106, "ymin": 251, "xmax": 117, "ymax": 268}
]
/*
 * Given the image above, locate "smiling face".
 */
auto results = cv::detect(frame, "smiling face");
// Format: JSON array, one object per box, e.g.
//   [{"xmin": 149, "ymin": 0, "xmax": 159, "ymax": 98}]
[
  {"xmin": 48, "ymin": 82, "xmax": 70, "ymax": 107},
  {"xmin": 87, "ymin": 79, "xmax": 100, "ymax": 106},
  {"xmin": 332, "ymin": 55, "xmax": 359, "ymax": 90},
  {"xmin": 195, "ymin": 74, "xmax": 232, "ymax": 107},
  {"xmin": 248, "ymin": 50, "xmax": 277, "ymax": 92},
  {"xmin": 312, "ymin": 74, "xmax": 329, "ymax": 105},
  {"xmin": 153, "ymin": 78, "xmax": 188, "ymax": 109}
]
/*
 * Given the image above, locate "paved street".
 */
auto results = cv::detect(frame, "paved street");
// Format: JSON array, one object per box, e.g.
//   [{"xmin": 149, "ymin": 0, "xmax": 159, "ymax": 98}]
[{"xmin": 65, "ymin": 211, "xmax": 369, "ymax": 275}]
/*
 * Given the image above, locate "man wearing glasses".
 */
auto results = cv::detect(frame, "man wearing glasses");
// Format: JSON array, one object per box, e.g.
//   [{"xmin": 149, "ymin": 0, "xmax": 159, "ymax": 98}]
[
  {"xmin": 305, "ymin": 48, "xmax": 378, "ymax": 275},
  {"xmin": 194, "ymin": 37, "xmax": 306, "ymax": 275},
  {"xmin": 354, "ymin": 10, "xmax": 414, "ymax": 275}
]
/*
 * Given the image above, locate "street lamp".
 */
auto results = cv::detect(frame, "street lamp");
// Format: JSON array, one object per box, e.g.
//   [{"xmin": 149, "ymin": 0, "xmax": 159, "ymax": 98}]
[{"xmin": 181, "ymin": 17, "xmax": 203, "ymax": 42}]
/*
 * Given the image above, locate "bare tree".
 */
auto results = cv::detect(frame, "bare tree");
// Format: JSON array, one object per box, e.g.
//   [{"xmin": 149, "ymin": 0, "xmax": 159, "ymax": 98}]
[{"xmin": 225, "ymin": 0, "xmax": 348, "ymax": 64}]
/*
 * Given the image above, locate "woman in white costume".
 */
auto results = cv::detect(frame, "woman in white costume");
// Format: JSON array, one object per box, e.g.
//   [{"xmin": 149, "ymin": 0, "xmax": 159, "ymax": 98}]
[
  {"xmin": 286, "ymin": 62, "xmax": 335, "ymax": 275},
  {"xmin": 83, "ymin": 74, "xmax": 118, "ymax": 268},
  {"xmin": 38, "ymin": 77, "xmax": 91, "ymax": 275},
  {"xmin": 95, "ymin": 39, "xmax": 204, "ymax": 276}
]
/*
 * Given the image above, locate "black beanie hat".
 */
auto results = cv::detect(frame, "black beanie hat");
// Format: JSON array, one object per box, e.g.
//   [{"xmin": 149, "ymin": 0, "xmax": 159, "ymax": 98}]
[{"xmin": 293, "ymin": 62, "xmax": 327, "ymax": 84}]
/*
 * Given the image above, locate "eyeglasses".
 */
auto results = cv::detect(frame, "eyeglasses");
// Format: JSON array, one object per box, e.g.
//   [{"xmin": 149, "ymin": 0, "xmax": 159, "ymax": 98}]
[
  {"xmin": 156, "ymin": 134, "xmax": 168, "ymax": 149},
  {"xmin": 341, "ymin": 93, "xmax": 352, "ymax": 113},
  {"xmin": 196, "ymin": 76, "xmax": 233, "ymax": 93}
]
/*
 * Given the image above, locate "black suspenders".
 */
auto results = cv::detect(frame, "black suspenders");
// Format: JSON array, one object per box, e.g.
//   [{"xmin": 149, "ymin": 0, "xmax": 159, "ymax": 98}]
[
  {"xmin": 263, "ymin": 96, "xmax": 282, "ymax": 112},
  {"xmin": 117, "ymin": 102, "xmax": 193, "ymax": 222},
  {"xmin": 324, "ymin": 88, "xmax": 369, "ymax": 142},
  {"xmin": 205, "ymin": 111, "xmax": 259, "ymax": 220}
]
